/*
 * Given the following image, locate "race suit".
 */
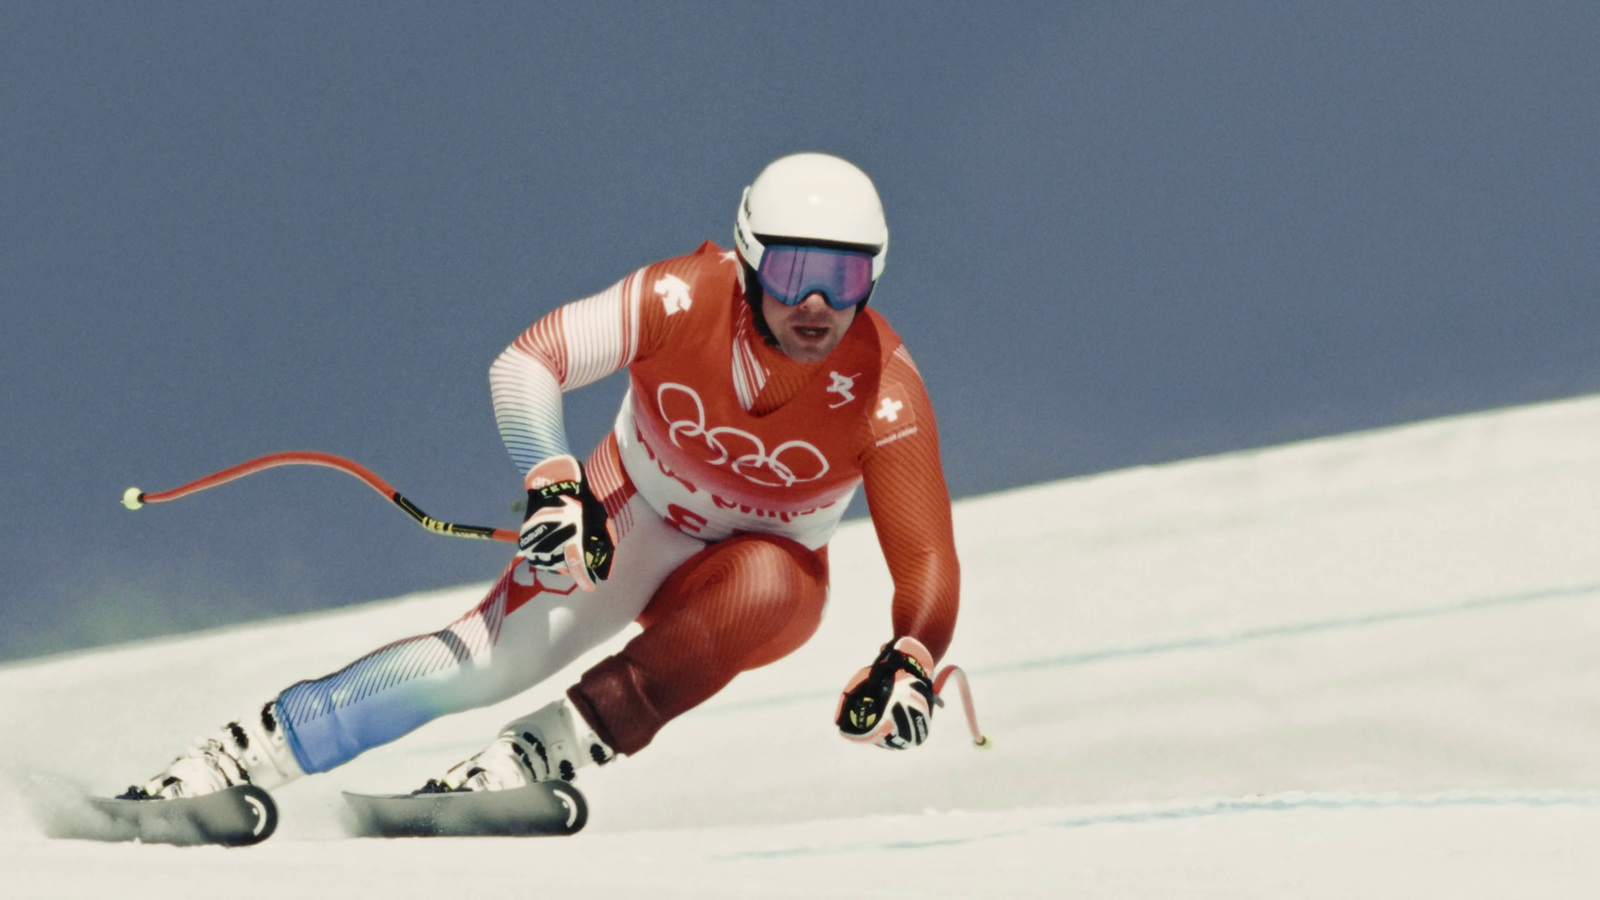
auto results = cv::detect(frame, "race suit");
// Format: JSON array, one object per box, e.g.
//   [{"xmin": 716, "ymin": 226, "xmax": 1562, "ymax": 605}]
[{"xmin": 275, "ymin": 241, "xmax": 959, "ymax": 770}]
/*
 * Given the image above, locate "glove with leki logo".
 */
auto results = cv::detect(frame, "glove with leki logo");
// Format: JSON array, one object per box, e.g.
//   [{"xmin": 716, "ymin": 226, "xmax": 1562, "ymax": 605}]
[
  {"xmin": 835, "ymin": 637, "xmax": 938, "ymax": 750},
  {"xmin": 517, "ymin": 454, "xmax": 616, "ymax": 592}
]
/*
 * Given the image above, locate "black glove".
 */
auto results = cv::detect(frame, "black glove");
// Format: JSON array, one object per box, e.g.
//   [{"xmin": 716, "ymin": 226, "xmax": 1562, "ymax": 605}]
[
  {"xmin": 518, "ymin": 454, "xmax": 616, "ymax": 591},
  {"xmin": 835, "ymin": 637, "xmax": 938, "ymax": 749}
]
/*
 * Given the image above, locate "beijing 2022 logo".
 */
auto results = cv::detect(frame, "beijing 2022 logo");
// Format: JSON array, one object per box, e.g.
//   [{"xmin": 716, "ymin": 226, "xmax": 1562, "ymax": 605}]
[{"xmin": 656, "ymin": 383, "xmax": 829, "ymax": 487}]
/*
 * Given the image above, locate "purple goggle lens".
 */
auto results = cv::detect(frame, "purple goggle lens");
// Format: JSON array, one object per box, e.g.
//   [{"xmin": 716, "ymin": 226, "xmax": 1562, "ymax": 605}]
[{"xmin": 757, "ymin": 244, "xmax": 876, "ymax": 310}]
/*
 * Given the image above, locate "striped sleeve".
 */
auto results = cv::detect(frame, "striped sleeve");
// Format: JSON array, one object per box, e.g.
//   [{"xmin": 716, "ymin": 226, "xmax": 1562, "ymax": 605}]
[
  {"xmin": 860, "ymin": 345, "xmax": 960, "ymax": 662},
  {"xmin": 489, "ymin": 270, "xmax": 646, "ymax": 474}
]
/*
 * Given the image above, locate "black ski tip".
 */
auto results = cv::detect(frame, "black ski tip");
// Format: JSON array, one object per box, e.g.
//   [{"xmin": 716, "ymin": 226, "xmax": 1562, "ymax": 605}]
[
  {"xmin": 221, "ymin": 784, "xmax": 279, "ymax": 846},
  {"xmin": 543, "ymin": 781, "xmax": 588, "ymax": 835}
]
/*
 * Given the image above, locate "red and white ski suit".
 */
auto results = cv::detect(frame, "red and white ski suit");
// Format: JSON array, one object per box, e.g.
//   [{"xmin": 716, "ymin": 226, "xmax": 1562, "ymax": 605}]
[{"xmin": 276, "ymin": 241, "xmax": 958, "ymax": 769}]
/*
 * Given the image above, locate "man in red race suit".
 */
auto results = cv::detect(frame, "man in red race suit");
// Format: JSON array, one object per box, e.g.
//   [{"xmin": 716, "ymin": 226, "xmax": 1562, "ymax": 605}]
[{"xmin": 124, "ymin": 153, "xmax": 961, "ymax": 801}]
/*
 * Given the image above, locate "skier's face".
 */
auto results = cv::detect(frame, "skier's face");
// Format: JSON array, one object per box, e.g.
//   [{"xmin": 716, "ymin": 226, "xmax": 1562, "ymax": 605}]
[{"xmin": 761, "ymin": 288, "xmax": 857, "ymax": 363}]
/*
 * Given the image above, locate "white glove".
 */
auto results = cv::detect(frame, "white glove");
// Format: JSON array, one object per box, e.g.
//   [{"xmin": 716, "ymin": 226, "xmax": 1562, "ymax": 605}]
[{"xmin": 517, "ymin": 455, "xmax": 616, "ymax": 592}]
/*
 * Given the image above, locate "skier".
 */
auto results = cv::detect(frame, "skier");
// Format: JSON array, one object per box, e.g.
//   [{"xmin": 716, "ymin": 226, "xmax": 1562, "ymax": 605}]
[{"xmin": 122, "ymin": 152, "xmax": 961, "ymax": 804}]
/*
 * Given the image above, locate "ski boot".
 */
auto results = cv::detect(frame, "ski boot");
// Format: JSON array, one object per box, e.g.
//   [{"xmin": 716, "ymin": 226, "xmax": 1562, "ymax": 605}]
[
  {"xmin": 417, "ymin": 699, "xmax": 614, "ymax": 794},
  {"xmin": 119, "ymin": 700, "xmax": 304, "ymax": 800}
]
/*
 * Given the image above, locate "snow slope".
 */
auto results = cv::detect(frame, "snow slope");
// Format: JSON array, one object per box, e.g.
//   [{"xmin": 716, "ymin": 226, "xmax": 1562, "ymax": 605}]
[{"xmin": 5, "ymin": 395, "xmax": 1600, "ymax": 898}]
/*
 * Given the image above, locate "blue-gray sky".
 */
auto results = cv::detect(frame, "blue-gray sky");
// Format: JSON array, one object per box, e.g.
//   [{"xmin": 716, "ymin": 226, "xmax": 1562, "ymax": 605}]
[{"xmin": 3, "ymin": 3, "xmax": 1597, "ymax": 662}]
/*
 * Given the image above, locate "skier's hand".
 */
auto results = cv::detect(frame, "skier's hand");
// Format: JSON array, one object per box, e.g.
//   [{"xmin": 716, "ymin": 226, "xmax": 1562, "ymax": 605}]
[
  {"xmin": 835, "ymin": 637, "xmax": 937, "ymax": 750},
  {"xmin": 518, "ymin": 454, "xmax": 616, "ymax": 592}
]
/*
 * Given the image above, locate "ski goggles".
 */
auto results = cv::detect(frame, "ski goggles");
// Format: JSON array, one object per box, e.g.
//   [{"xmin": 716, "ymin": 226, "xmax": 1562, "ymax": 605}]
[{"xmin": 756, "ymin": 244, "xmax": 877, "ymax": 310}]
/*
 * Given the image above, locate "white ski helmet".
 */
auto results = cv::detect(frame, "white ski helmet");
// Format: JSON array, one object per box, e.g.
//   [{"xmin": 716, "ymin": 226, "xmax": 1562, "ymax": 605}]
[{"xmin": 735, "ymin": 153, "xmax": 889, "ymax": 281}]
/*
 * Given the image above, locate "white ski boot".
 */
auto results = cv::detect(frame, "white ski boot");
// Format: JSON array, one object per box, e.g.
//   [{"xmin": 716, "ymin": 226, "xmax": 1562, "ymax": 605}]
[
  {"xmin": 418, "ymin": 700, "xmax": 615, "ymax": 793},
  {"xmin": 121, "ymin": 700, "xmax": 305, "ymax": 800}
]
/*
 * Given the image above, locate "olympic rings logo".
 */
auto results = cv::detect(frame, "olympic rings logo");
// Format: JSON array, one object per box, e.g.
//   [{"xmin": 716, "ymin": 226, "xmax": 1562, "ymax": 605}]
[{"xmin": 656, "ymin": 383, "xmax": 830, "ymax": 487}]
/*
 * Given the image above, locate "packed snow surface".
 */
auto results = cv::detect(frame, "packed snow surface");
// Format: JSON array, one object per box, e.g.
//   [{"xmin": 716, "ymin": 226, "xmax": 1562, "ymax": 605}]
[{"xmin": 5, "ymin": 395, "xmax": 1600, "ymax": 898}]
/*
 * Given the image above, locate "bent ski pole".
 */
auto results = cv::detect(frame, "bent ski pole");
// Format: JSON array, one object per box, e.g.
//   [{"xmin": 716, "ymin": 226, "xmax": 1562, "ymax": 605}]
[
  {"xmin": 933, "ymin": 665, "xmax": 991, "ymax": 749},
  {"xmin": 121, "ymin": 451, "xmax": 519, "ymax": 544}
]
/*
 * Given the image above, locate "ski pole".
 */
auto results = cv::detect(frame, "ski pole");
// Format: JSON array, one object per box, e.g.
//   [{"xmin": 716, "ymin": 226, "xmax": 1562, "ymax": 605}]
[
  {"xmin": 932, "ymin": 664, "xmax": 991, "ymax": 749},
  {"xmin": 121, "ymin": 451, "xmax": 519, "ymax": 544}
]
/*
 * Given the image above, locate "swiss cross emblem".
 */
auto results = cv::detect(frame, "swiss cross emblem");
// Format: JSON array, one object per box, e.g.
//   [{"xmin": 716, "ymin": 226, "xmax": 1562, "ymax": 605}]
[{"xmin": 870, "ymin": 383, "xmax": 916, "ymax": 438}]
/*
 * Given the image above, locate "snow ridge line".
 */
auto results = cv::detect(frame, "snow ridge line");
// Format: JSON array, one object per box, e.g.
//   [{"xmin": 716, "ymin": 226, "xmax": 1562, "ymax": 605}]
[
  {"xmin": 986, "ymin": 580, "xmax": 1600, "ymax": 675},
  {"xmin": 713, "ymin": 791, "xmax": 1600, "ymax": 861},
  {"xmin": 703, "ymin": 580, "xmax": 1600, "ymax": 714}
]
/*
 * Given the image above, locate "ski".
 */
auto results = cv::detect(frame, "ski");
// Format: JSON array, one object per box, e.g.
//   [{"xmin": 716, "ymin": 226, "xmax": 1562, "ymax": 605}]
[
  {"xmin": 343, "ymin": 781, "xmax": 588, "ymax": 837},
  {"xmin": 52, "ymin": 784, "xmax": 279, "ymax": 846}
]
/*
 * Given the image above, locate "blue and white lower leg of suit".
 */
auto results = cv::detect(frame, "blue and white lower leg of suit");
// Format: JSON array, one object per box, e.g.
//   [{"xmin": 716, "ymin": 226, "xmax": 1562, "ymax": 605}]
[{"xmin": 272, "ymin": 495, "xmax": 702, "ymax": 776}]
